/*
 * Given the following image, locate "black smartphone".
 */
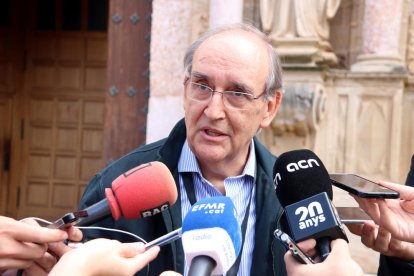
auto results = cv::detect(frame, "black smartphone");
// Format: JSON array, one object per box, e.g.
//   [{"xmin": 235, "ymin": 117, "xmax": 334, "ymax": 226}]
[
  {"xmin": 330, "ymin": 173, "xmax": 400, "ymax": 199},
  {"xmin": 274, "ymin": 229, "xmax": 315, "ymax": 264},
  {"xmin": 336, "ymin": 207, "xmax": 371, "ymax": 224},
  {"xmin": 47, "ymin": 211, "xmax": 88, "ymax": 229}
]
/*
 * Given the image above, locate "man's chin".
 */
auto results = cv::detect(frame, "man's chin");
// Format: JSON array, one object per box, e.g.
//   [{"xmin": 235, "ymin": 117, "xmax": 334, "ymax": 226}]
[{"xmin": 193, "ymin": 147, "xmax": 226, "ymax": 164}]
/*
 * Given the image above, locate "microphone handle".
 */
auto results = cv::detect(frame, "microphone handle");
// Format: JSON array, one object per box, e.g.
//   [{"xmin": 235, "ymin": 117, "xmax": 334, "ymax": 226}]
[
  {"xmin": 317, "ymin": 236, "xmax": 331, "ymax": 261},
  {"xmin": 76, "ymin": 199, "xmax": 112, "ymax": 226},
  {"xmin": 144, "ymin": 228, "xmax": 182, "ymax": 249},
  {"xmin": 188, "ymin": 255, "xmax": 216, "ymax": 276}
]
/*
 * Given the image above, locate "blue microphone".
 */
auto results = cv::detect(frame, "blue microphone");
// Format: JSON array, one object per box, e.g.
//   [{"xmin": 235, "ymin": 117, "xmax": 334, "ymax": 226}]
[{"xmin": 182, "ymin": 196, "xmax": 242, "ymax": 276}]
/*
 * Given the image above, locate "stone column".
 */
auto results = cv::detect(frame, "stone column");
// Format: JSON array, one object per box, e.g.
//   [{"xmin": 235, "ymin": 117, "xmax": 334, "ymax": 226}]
[
  {"xmin": 209, "ymin": 0, "xmax": 243, "ymax": 28},
  {"xmin": 351, "ymin": 0, "xmax": 405, "ymax": 72},
  {"xmin": 146, "ymin": 0, "xmax": 191, "ymax": 143}
]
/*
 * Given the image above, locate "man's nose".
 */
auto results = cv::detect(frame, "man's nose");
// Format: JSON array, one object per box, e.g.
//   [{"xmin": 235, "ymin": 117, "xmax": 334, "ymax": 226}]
[{"xmin": 204, "ymin": 92, "xmax": 226, "ymax": 118}]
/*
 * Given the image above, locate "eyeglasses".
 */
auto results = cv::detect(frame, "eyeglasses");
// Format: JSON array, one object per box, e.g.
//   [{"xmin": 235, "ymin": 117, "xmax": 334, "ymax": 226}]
[{"xmin": 187, "ymin": 82, "xmax": 266, "ymax": 110}]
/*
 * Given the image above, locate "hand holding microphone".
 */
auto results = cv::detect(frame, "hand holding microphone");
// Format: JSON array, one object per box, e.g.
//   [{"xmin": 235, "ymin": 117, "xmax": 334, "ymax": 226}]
[
  {"xmin": 27, "ymin": 162, "xmax": 177, "ymax": 275},
  {"xmin": 273, "ymin": 149, "xmax": 348, "ymax": 261},
  {"xmin": 284, "ymin": 239, "xmax": 363, "ymax": 276},
  {"xmin": 49, "ymin": 239, "xmax": 160, "ymax": 276},
  {"xmin": 50, "ymin": 161, "xmax": 178, "ymax": 228},
  {"xmin": 0, "ymin": 216, "xmax": 82, "ymax": 275}
]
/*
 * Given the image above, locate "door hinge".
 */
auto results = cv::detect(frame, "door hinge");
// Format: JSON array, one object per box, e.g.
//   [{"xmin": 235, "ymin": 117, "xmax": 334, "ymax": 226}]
[{"xmin": 3, "ymin": 140, "xmax": 10, "ymax": 172}]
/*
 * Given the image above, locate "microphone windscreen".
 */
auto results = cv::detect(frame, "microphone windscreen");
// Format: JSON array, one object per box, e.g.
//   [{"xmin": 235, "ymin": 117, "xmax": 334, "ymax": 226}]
[
  {"xmin": 182, "ymin": 196, "xmax": 242, "ymax": 275},
  {"xmin": 273, "ymin": 149, "xmax": 332, "ymax": 207},
  {"xmin": 111, "ymin": 161, "xmax": 177, "ymax": 219}
]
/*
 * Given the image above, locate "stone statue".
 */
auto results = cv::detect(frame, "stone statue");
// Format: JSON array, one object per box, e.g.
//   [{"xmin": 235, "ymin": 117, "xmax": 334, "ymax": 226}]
[{"xmin": 260, "ymin": 0, "xmax": 341, "ymax": 41}]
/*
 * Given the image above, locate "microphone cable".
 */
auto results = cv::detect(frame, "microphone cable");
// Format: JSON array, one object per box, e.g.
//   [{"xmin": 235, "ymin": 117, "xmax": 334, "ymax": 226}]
[{"xmin": 19, "ymin": 216, "xmax": 153, "ymax": 276}]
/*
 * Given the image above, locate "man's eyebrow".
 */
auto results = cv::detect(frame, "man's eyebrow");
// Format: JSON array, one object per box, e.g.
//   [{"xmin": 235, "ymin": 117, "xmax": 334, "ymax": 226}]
[
  {"xmin": 190, "ymin": 71, "xmax": 209, "ymax": 80},
  {"xmin": 231, "ymin": 81, "xmax": 254, "ymax": 95},
  {"xmin": 191, "ymin": 72, "xmax": 255, "ymax": 95}
]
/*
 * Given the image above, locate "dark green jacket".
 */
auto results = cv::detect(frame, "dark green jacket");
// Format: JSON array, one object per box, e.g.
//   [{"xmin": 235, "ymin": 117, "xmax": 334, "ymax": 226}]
[{"xmin": 79, "ymin": 119, "xmax": 287, "ymax": 276}]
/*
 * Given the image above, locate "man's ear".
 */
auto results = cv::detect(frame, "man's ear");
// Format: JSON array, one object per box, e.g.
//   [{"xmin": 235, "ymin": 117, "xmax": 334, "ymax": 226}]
[
  {"xmin": 260, "ymin": 89, "xmax": 283, "ymax": 128},
  {"xmin": 183, "ymin": 76, "xmax": 190, "ymax": 111}
]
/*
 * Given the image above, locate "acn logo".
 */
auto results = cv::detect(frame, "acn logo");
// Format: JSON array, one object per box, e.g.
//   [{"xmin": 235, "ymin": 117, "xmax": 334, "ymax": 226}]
[
  {"xmin": 286, "ymin": 159, "xmax": 319, "ymax": 172},
  {"xmin": 294, "ymin": 201, "xmax": 326, "ymax": 229}
]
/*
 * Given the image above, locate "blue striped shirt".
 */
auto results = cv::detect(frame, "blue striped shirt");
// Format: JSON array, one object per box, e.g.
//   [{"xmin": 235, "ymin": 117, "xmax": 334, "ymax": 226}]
[{"xmin": 178, "ymin": 139, "xmax": 257, "ymax": 276}]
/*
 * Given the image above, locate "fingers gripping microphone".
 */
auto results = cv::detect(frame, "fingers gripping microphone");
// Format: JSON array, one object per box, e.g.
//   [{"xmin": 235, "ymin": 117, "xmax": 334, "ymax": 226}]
[
  {"xmin": 182, "ymin": 196, "xmax": 242, "ymax": 276},
  {"xmin": 273, "ymin": 149, "xmax": 348, "ymax": 260},
  {"xmin": 75, "ymin": 161, "xmax": 178, "ymax": 226}
]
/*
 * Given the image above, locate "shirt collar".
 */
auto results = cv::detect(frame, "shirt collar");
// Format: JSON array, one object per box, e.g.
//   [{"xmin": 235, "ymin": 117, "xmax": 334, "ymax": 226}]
[{"xmin": 178, "ymin": 139, "xmax": 256, "ymax": 178}]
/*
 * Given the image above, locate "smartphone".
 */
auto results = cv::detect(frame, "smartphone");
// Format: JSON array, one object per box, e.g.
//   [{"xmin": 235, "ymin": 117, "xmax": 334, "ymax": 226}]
[
  {"xmin": 47, "ymin": 211, "xmax": 88, "ymax": 229},
  {"xmin": 336, "ymin": 207, "xmax": 371, "ymax": 224},
  {"xmin": 330, "ymin": 173, "xmax": 400, "ymax": 199},
  {"xmin": 274, "ymin": 229, "xmax": 314, "ymax": 264}
]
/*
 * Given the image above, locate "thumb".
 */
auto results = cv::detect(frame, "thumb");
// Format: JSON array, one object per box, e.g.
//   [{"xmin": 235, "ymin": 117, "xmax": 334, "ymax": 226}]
[
  {"xmin": 328, "ymin": 239, "xmax": 350, "ymax": 259},
  {"xmin": 128, "ymin": 246, "xmax": 160, "ymax": 272},
  {"xmin": 401, "ymin": 200, "xmax": 414, "ymax": 214},
  {"xmin": 283, "ymin": 250, "xmax": 298, "ymax": 267},
  {"xmin": 379, "ymin": 181, "xmax": 414, "ymax": 200},
  {"xmin": 121, "ymin": 242, "xmax": 146, "ymax": 258}
]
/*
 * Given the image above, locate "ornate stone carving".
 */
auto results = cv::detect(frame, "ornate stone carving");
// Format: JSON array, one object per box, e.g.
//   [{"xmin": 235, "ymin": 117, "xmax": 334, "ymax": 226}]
[
  {"xmin": 271, "ymin": 83, "xmax": 326, "ymax": 136},
  {"xmin": 260, "ymin": 0, "xmax": 341, "ymax": 67}
]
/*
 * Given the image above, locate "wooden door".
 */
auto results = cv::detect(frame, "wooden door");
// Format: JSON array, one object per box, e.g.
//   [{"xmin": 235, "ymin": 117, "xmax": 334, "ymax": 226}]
[
  {"xmin": 0, "ymin": 97, "xmax": 12, "ymax": 214},
  {"xmin": 0, "ymin": 0, "xmax": 22, "ymax": 216},
  {"xmin": 16, "ymin": 0, "xmax": 108, "ymax": 220}
]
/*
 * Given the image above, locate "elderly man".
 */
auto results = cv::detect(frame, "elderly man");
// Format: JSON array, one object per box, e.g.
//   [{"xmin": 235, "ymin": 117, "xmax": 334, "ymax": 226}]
[{"xmin": 79, "ymin": 23, "xmax": 286, "ymax": 275}]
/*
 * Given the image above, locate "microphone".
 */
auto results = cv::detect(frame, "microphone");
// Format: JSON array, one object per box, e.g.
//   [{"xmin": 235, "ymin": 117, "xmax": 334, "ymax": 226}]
[
  {"xmin": 181, "ymin": 196, "xmax": 242, "ymax": 276},
  {"xmin": 273, "ymin": 149, "xmax": 348, "ymax": 260},
  {"xmin": 61, "ymin": 161, "xmax": 177, "ymax": 227}
]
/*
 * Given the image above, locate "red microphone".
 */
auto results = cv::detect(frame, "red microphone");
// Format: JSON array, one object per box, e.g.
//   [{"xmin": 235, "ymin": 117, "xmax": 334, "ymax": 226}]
[{"xmin": 72, "ymin": 161, "xmax": 177, "ymax": 226}]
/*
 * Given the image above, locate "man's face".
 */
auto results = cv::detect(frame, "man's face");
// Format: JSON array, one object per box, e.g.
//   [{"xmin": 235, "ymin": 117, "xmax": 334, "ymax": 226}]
[{"xmin": 183, "ymin": 30, "xmax": 281, "ymax": 171}]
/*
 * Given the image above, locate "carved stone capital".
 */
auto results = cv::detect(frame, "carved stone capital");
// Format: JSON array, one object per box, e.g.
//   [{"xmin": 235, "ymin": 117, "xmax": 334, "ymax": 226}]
[{"xmin": 271, "ymin": 38, "xmax": 338, "ymax": 68}]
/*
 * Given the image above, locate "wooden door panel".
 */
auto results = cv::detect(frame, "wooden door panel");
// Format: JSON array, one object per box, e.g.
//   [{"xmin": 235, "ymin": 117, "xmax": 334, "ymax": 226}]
[
  {"xmin": 19, "ymin": 33, "xmax": 106, "ymax": 220},
  {"xmin": 20, "ymin": 94, "xmax": 105, "ymax": 220}
]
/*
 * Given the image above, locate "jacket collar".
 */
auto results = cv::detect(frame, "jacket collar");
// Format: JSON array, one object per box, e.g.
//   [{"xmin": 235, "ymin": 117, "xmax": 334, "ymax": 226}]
[{"xmin": 156, "ymin": 118, "xmax": 283, "ymax": 275}]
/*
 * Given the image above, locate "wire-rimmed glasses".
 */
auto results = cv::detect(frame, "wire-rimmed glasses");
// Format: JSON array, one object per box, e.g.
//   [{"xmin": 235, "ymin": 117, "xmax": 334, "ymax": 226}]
[{"xmin": 187, "ymin": 82, "xmax": 265, "ymax": 110}]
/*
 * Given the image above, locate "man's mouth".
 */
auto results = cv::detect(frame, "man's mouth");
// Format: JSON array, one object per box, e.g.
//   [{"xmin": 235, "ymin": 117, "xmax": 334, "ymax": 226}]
[{"xmin": 205, "ymin": 129, "xmax": 222, "ymax": 137}]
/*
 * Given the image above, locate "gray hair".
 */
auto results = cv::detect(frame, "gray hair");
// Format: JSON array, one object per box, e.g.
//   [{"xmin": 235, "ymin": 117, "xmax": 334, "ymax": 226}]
[{"xmin": 183, "ymin": 23, "xmax": 283, "ymax": 99}]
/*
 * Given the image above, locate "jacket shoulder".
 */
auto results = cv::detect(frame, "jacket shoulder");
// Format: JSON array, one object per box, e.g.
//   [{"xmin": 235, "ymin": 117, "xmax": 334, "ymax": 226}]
[{"xmin": 79, "ymin": 138, "xmax": 167, "ymax": 209}]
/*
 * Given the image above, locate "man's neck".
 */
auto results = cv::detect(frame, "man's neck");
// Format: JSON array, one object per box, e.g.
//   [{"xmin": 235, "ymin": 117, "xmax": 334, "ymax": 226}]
[{"xmin": 198, "ymin": 155, "xmax": 248, "ymax": 195}]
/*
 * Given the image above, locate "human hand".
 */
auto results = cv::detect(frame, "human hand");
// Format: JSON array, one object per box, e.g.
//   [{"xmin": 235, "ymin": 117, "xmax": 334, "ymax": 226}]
[
  {"xmin": 352, "ymin": 181, "xmax": 414, "ymax": 243},
  {"xmin": 284, "ymin": 239, "xmax": 363, "ymax": 276},
  {"xmin": 347, "ymin": 220, "xmax": 414, "ymax": 261},
  {"xmin": 0, "ymin": 216, "xmax": 69, "ymax": 271},
  {"xmin": 29, "ymin": 224, "xmax": 84, "ymax": 275},
  {"xmin": 49, "ymin": 239, "xmax": 160, "ymax": 276}
]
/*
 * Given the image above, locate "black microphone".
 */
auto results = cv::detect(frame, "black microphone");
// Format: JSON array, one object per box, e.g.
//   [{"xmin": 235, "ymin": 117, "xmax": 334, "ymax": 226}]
[{"xmin": 273, "ymin": 149, "xmax": 348, "ymax": 260}]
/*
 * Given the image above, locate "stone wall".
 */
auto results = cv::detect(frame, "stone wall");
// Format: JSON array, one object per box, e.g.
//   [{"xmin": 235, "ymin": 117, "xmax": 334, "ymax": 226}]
[{"xmin": 148, "ymin": 0, "xmax": 414, "ymax": 274}]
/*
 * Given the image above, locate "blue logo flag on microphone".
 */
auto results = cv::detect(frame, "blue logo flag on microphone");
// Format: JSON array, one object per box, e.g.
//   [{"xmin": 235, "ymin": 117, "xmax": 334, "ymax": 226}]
[
  {"xmin": 285, "ymin": 192, "xmax": 343, "ymax": 241},
  {"xmin": 182, "ymin": 196, "xmax": 242, "ymax": 275}
]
